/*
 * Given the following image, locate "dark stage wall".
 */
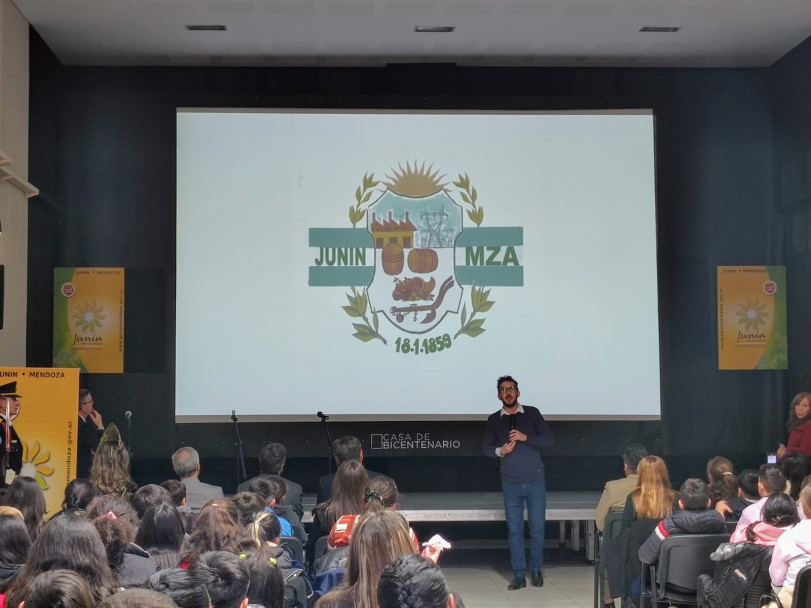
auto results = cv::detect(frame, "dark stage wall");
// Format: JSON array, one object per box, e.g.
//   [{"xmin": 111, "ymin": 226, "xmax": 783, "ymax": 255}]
[{"xmin": 25, "ymin": 31, "xmax": 811, "ymax": 495}]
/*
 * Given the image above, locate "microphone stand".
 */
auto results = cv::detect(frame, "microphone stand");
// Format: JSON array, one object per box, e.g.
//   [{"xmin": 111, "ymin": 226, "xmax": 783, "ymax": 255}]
[
  {"xmin": 231, "ymin": 410, "xmax": 248, "ymax": 488},
  {"xmin": 125, "ymin": 412, "xmax": 134, "ymax": 458},
  {"xmin": 317, "ymin": 412, "xmax": 334, "ymax": 476}
]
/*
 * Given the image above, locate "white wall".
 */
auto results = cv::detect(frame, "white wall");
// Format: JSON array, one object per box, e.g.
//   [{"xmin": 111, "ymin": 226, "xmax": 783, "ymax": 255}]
[{"xmin": 0, "ymin": 0, "xmax": 30, "ymax": 365}]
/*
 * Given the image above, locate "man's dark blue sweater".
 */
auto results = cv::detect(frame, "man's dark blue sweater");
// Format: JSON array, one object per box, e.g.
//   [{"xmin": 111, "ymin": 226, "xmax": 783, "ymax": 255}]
[{"xmin": 482, "ymin": 405, "xmax": 554, "ymax": 484}]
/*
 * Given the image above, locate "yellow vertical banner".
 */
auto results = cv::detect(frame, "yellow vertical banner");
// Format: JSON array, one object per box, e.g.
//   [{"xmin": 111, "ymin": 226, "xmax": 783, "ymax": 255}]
[
  {"xmin": 0, "ymin": 367, "xmax": 80, "ymax": 518},
  {"xmin": 717, "ymin": 266, "xmax": 788, "ymax": 370},
  {"xmin": 53, "ymin": 268, "xmax": 125, "ymax": 373}
]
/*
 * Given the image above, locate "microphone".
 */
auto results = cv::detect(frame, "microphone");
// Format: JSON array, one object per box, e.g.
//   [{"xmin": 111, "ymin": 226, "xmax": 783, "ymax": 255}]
[
  {"xmin": 508, "ymin": 414, "xmax": 516, "ymax": 431},
  {"xmin": 231, "ymin": 410, "xmax": 238, "ymax": 423},
  {"xmin": 124, "ymin": 411, "xmax": 132, "ymax": 421},
  {"xmin": 317, "ymin": 411, "xmax": 329, "ymax": 421}
]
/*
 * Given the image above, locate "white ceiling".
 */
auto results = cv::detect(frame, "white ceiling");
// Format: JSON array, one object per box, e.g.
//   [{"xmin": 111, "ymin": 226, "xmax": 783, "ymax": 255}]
[{"xmin": 12, "ymin": 0, "xmax": 811, "ymax": 68}]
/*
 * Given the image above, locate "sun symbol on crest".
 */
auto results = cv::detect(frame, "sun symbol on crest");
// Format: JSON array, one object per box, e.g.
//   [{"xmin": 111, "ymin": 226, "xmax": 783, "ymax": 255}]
[
  {"xmin": 72, "ymin": 300, "xmax": 105, "ymax": 333},
  {"xmin": 19, "ymin": 441, "xmax": 55, "ymax": 491},
  {"xmin": 384, "ymin": 161, "xmax": 448, "ymax": 198},
  {"xmin": 736, "ymin": 298, "xmax": 768, "ymax": 330}
]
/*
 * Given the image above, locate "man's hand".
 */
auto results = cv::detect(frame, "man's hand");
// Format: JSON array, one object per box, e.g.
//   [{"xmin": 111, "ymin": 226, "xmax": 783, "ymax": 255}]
[
  {"xmin": 89, "ymin": 409, "xmax": 103, "ymax": 429},
  {"xmin": 508, "ymin": 429, "xmax": 527, "ymax": 443},
  {"xmin": 777, "ymin": 445, "xmax": 787, "ymax": 460},
  {"xmin": 501, "ymin": 440, "xmax": 517, "ymax": 455}
]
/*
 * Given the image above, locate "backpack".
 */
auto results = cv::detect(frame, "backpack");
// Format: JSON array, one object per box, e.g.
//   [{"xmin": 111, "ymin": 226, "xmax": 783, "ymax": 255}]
[{"xmin": 697, "ymin": 542, "xmax": 771, "ymax": 608}]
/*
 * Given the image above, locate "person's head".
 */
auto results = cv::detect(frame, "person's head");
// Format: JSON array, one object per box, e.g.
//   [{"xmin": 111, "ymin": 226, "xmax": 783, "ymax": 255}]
[
  {"xmin": 258, "ymin": 443, "xmax": 287, "ymax": 475},
  {"xmin": 737, "ymin": 469, "xmax": 760, "ymax": 499},
  {"xmin": 800, "ymin": 484, "xmax": 811, "ymax": 519},
  {"xmin": 231, "ymin": 492, "xmax": 266, "ymax": 527},
  {"xmin": 337, "ymin": 510, "xmax": 418, "ymax": 608},
  {"xmin": 160, "ymin": 479, "xmax": 187, "ymax": 507},
  {"xmin": 780, "ymin": 451, "xmax": 811, "ymax": 500},
  {"xmin": 762, "ymin": 493, "xmax": 800, "ymax": 528},
  {"xmin": 377, "ymin": 554, "xmax": 454, "ymax": 608},
  {"xmin": 147, "ymin": 568, "xmax": 213, "ymax": 608},
  {"xmin": 184, "ymin": 499, "xmax": 247, "ymax": 565},
  {"xmin": 496, "ymin": 375, "xmax": 519, "ymax": 409},
  {"xmin": 96, "ymin": 588, "xmax": 181, "ymax": 608},
  {"xmin": 0, "ymin": 512, "xmax": 31, "ymax": 569},
  {"xmin": 706, "ymin": 456, "xmax": 735, "ymax": 483},
  {"xmin": 248, "ymin": 510, "xmax": 281, "ymax": 547},
  {"xmin": 132, "ymin": 484, "xmax": 173, "ymax": 520},
  {"xmin": 90, "ymin": 425, "xmax": 133, "ymax": 498},
  {"xmin": 365, "ymin": 476, "xmax": 400, "ymax": 512},
  {"xmin": 172, "ymin": 447, "xmax": 201, "ymax": 480},
  {"xmin": 320, "ymin": 459, "xmax": 371, "ymax": 529},
  {"xmin": 244, "ymin": 550, "xmax": 284, "ymax": 608},
  {"xmin": 0, "ymin": 382, "xmax": 22, "ymax": 417},
  {"xmin": 758, "ymin": 463, "xmax": 787, "ymax": 497},
  {"xmin": 333, "ymin": 436, "xmax": 363, "ymax": 465},
  {"xmin": 622, "ymin": 443, "xmax": 648, "ymax": 474},
  {"xmin": 86, "ymin": 495, "xmax": 139, "ymax": 530},
  {"xmin": 78, "ymin": 389, "xmax": 94, "ymax": 418},
  {"xmin": 636, "ymin": 455, "xmax": 671, "ymax": 489},
  {"xmin": 62, "ymin": 478, "xmax": 99, "ymax": 513},
  {"xmin": 19, "ymin": 569, "xmax": 96, "ymax": 608},
  {"xmin": 265, "ymin": 476, "xmax": 286, "ymax": 504},
  {"xmin": 632, "ymin": 455, "xmax": 675, "ymax": 519},
  {"xmin": 6, "ymin": 512, "xmax": 117, "ymax": 607},
  {"xmin": 136, "ymin": 502, "xmax": 187, "ymax": 570},
  {"xmin": 707, "ymin": 478, "xmax": 738, "ymax": 506},
  {"xmin": 678, "ymin": 478, "xmax": 711, "ymax": 510},
  {"xmin": 192, "ymin": 550, "xmax": 250, "ymax": 608},
  {"xmin": 789, "ymin": 392, "xmax": 811, "ymax": 429},
  {"xmin": 2, "ymin": 475, "xmax": 47, "ymax": 541},
  {"xmin": 246, "ymin": 479, "xmax": 274, "ymax": 503},
  {"xmin": 92, "ymin": 510, "xmax": 136, "ymax": 573}
]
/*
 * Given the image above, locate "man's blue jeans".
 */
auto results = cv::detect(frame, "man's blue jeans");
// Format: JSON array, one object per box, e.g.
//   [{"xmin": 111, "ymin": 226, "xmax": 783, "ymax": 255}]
[{"xmin": 502, "ymin": 479, "xmax": 546, "ymax": 578}]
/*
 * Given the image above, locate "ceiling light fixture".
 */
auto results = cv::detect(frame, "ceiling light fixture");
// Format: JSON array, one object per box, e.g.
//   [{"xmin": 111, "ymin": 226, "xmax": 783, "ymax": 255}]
[
  {"xmin": 414, "ymin": 26, "xmax": 455, "ymax": 33},
  {"xmin": 639, "ymin": 26, "xmax": 680, "ymax": 33},
  {"xmin": 186, "ymin": 25, "xmax": 227, "ymax": 32}
]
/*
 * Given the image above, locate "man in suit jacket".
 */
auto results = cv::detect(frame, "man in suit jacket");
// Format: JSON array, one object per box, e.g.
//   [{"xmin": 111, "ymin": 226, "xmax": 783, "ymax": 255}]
[
  {"xmin": 172, "ymin": 446, "xmax": 223, "ymax": 513},
  {"xmin": 238, "ymin": 442, "xmax": 304, "ymax": 519},
  {"xmin": 595, "ymin": 442, "xmax": 648, "ymax": 531},
  {"xmin": 77, "ymin": 389, "xmax": 105, "ymax": 479},
  {"xmin": 317, "ymin": 435, "xmax": 382, "ymax": 504}
]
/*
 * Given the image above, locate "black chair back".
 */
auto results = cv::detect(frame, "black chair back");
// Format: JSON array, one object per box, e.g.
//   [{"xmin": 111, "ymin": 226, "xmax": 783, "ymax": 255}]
[
  {"xmin": 280, "ymin": 535, "xmax": 305, "ymax": 564},
  {"xmin": 792, "ymin": 563, "xmax": 811, "ymax": 608},
  {"xmin": 594, "ymin": 510, "xmax": 626, "ymax": 608},
  {"xmin": 641, "ymin": 533, "xmax": 729, "ymax": 608}
]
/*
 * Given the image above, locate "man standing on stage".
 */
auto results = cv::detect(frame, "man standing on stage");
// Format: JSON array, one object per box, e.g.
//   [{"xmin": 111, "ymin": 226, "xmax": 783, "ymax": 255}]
[
  {"xmin": 483, "ymin": 375, "xmax": 554, "ymax": 590},
  {"xmin": 0, "ymin": 381, "xmax": 24, "ymax": 487}
]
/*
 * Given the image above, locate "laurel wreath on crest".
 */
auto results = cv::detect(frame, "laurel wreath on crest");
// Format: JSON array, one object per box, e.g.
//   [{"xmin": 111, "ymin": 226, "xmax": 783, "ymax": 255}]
[
  {"xmin": 453, "ymin": 173, "xmax": 495, "ymax": 339},
  {"xmin": 341, "ymin": 169, "xmax": 495, "ymax": 343}
]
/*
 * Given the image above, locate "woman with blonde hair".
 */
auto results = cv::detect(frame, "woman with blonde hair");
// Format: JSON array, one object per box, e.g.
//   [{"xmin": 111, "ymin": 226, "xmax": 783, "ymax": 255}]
[
  {"xmin": 607, "ymin": 455, "xmax": 677, "ymax": 606},
  {"xmin": 317, "ymin": 510, "xmax": 417, "ymax": 608},
  {"xmin": 621, "ymin": 455, "xmax": 677, "ymax": 525},
  {"xmin": 90, "ymin": 424, "xmax": 137, "ymax": 500}
]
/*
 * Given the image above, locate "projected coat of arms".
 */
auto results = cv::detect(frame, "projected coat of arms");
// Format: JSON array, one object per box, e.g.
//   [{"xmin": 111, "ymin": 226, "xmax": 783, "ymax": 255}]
[{"xmin": 309, "ymin": 162, "xmax": 523, "ymax": 354}]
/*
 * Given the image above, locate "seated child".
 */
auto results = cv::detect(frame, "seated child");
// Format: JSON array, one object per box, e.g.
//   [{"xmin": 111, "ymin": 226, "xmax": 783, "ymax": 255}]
[
  {"xmin": 769, "ymin": 485, "xmax": 811, "ymax": 608},
  {"xmin": 638, "ymin": 478, "xmax": 727, "ymax": 565}
]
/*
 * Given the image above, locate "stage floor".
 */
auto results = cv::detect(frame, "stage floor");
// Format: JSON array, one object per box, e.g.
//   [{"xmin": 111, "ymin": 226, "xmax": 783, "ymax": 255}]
[{"xmin": 302, "ymin": 491, "xmax": 601, "ymax": 557}]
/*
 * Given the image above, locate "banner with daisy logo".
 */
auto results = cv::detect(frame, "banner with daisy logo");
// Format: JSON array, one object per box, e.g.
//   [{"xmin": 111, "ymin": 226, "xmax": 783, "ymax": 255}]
[
  {"xmin": 0, "ymin": 367, "xmax": 80, "ymax": 517},
  {"xmin": 53, "ymin": 268, "xmax": 124, "ymax": 373},
  {"xmin": 717, "ymin": 266, "xmax": 787, "ymax": 370}
]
